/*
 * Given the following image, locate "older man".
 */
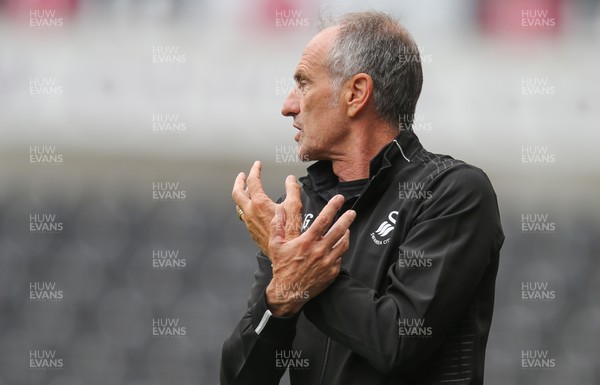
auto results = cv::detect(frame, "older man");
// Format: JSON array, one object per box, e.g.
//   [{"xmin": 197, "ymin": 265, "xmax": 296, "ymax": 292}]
[{"xmin": 221, "ymin": 11, "xmax": 504, "ymax": 385}]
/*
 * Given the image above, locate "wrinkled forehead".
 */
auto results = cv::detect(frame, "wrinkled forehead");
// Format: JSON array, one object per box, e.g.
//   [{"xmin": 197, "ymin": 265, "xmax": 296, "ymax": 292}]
[
  {"xmin": 297, "ymin": 26, "xmax": 339, "ymax": 71},
  {"xmin": 304, "ymin": 26, "xmax": 339, "ymax": 55}
]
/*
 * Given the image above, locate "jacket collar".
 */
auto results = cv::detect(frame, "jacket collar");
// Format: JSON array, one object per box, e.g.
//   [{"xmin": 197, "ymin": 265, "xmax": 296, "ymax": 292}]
[{"xmin": 300, "ymin": 130, "xmax": 422, "ymax": 196}]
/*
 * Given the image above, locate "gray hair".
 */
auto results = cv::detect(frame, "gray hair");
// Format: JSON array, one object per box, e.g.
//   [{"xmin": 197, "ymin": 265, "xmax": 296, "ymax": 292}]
[{"xmin": 322, "ymin": 11, "xmax": 423, "ymax": 130}]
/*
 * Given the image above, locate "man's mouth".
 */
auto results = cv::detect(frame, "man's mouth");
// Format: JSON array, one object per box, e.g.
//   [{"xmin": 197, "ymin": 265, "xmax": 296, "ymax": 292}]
[{"xmin": 293, "ymin": 124, "xmax": 303, "ymax": 142}]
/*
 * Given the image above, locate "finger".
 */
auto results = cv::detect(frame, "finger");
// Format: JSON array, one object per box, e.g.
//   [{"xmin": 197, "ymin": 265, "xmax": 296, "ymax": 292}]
[
  {"xmin": 304, "ymin": 194, "xmax": 345, "ymax": 240},
  {"xmin": 232, "ymin": 172, "xmax": 250, "ymax": 210},
  {"xmin": 323, "ymin": 210, "xmax": 356, "ymax": 247},
  {"xmin": 284, "ymin": 175, "xmax": 301, "ymax": 203},
  {"xmin": 246, "ymin": 160, "xmax": 263, "ymax": 198},
  {"xmin": 329, "ymin": 230, "xmax": 350, "ymax": 260},
  {"xmin": 284, "ymin": 175, "xmax": 302, "ymax": 238},
  {"xmin": 269, "ymin": 204, "xmax": 286, "ymax": 244},
  {"xmin": 332, "ymin": 229, "xmax": 350, "ymax": 250}
]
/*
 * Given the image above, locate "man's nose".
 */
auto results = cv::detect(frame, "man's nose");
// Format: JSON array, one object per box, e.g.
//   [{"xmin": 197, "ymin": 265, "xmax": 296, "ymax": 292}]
[{"xmin": 281, "ymin": 87, "xmax": 300, "ymax": 117}]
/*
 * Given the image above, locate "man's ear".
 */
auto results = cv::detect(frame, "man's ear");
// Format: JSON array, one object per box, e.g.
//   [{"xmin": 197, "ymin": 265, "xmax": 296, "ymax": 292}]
[{"xmin": 344, "ymin": 73, "xmax": 373, "ymax": 118}]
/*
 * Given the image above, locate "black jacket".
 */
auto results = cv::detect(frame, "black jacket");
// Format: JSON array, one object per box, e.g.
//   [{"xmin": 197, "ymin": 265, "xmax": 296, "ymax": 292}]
[{"xmin": 221, "ymin": 131, "xmax": 504, "ymax": 385}]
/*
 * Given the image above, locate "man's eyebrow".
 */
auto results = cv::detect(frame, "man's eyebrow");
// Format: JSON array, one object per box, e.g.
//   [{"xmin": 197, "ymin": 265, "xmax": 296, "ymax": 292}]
[{"xmin": 294, "ymin": 71, "xmax": 308, "ymax": 82}]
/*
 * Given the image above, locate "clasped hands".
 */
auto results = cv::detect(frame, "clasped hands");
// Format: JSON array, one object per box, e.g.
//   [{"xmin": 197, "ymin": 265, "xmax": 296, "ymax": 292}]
[{"xmin": 232, "ymin": 161, "xmax": 356, "ymax": 317}]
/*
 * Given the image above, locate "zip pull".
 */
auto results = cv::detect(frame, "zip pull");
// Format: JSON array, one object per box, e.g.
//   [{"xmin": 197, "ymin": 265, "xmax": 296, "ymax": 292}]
[{"xmin": 394, "ymin": 139, "xmax": 411, "ymax": 163}]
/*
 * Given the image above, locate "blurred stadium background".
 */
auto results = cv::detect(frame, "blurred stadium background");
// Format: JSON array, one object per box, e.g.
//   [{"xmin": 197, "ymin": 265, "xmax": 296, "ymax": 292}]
[{"xmin": 1, "ymin": 0, "xmax": 599, "ymax": 384}]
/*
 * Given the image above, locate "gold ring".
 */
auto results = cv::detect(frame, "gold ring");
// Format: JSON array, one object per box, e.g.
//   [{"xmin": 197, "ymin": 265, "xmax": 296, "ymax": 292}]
[{"xmin": 237, "ymin": 208, "xmax": 245, "ymax": 221}]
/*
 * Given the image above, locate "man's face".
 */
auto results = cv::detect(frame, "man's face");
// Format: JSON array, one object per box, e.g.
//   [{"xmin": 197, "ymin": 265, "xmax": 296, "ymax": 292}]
[{"xmin": 281, "ymin": 27, "xmax": 347, "ymax": 161}]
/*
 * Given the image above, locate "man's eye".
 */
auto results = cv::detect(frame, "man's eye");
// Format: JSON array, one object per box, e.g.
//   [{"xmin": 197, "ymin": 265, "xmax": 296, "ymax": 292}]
[{"xmin": 297, "ymin": 80, "xmax": 307, "ymax": 92}]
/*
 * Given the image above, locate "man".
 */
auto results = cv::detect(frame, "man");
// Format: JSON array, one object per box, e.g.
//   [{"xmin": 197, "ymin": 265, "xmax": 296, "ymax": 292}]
[{"xmin": 221, "ymin": 11, "xmax": 504, "ymax": 385}]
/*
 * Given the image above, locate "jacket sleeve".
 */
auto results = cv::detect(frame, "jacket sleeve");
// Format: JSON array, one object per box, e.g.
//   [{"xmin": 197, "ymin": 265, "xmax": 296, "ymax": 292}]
[
  {"xmin": 220, "ymin": 252, "xmax": 299, "ymax": 385},
  {"xmin": 302, "ymin": 165, "xmax": 504, "ymax": 374}
]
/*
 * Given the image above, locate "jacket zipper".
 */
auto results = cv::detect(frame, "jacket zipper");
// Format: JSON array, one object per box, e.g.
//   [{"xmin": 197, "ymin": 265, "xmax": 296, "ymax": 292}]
[{"xmin": 317, "ymin": 174, "xmax": 380, "ymax": 385}]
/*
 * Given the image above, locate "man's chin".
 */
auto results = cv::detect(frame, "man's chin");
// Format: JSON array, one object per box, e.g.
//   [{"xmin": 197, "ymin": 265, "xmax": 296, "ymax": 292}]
[
  {"xmin": 297, "ymin": 146, "xmax": 313, "ymax": 163},
  {"xmin": 297, "ymin": 152, "xmax": 311, "ymax": 162},
  {"xmin": 300, "ymin": 152, "xmax": 325, "ymax": 163}
]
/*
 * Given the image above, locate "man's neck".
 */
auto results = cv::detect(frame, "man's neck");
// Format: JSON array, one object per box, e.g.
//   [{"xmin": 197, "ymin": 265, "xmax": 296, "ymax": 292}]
[{"xmin": 332, "ymin": 126, "xmax": 397, "ymax": 182}]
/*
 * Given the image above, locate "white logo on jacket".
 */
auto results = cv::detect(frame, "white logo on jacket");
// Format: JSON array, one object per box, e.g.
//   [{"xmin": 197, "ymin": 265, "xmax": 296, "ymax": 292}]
[
  {"xmin": 370, "ymin": 211, "xmax": 399, "ymax": 245},
  {"xmin": 301, "ymin": 213, "xmax": 313, "ymax": 232}
]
